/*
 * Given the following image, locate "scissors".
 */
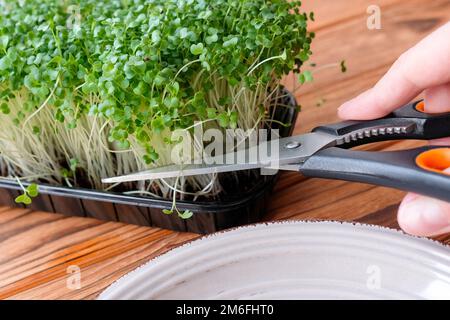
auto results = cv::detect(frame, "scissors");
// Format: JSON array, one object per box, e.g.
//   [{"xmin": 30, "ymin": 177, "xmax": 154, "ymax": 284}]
[{"xmin": 103, "ymin": 100, "xmax": 450, "ymax": 202}]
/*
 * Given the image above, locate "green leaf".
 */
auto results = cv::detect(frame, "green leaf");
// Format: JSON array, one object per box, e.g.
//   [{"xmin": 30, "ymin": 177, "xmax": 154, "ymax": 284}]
[
  {"xmin": 69, "ymin": 158, "xmax": 79, "ymax": 171},
  {"xmin": 60, "ymin": 168, "xmax": 72, "ymax": 178},
  {"xmin": 151, "ymin": 30, "xmax": 161, "ymax": 44},
  {"xmin": 178, "ymin": 210, "xmax": 193, "ymax": 219},
  {"xmin": 26, "ymin": 184, "xmax": 39, "ymax": 198},
  {"xmin": 298, "ymin": 51, "xmax": 309, "ymax": 62},
  {"xmin": 206, "ymin": 108, "xmax": 217, "ymax": 118},
  {"xmin": 15, "ymin": 194, "xmax": 32, "ymax": 205},
  {"xmin": 162, "ymin": 209, "xmax": 173, "ymax": 215},
  {"xmin": 32, "ymin": 126, "xmax": 41, "ymax": 135},
  {"xmin": 0, "ymin": 57, "xmax": 11, "ymax": 70},
  {"xmin": 116, "ymin": 140, "xmax": 130, "ymax": 149},
  {"xmin": 299, "ymin": 70, "xmax": 313, "ymax": 84},
  {"xmin": 217, "ymin": 113, "xmax": 229, "ymax": 128},
  {"xmin": 151, "ymin": 117, "xmax": 165, "ymax": 133},
  {"xmin": 0, "ymin": 102, "xmax": 10, "ymax": 114},
  {"xmin": 0, "ymin": 35, "xmax": 9, "ymax": 49},
  {"xmin": 190, "ymin": 43, "xmax": 204, "ymax": 55},
  {"xmin": 179, "ymin": 27, "xmax": 189, "ymax": 39},
  {"xmin": 229, "ymin": 111, "xmax": 238, "ymax": 129},
  {"xmin": 223, "ymin": 37, "xmax": 238, "ymax": 48},
  {"xmin": 303, "ymin": 70, "xmax": 313, "ymax": 82},
  {"xmin": 205, "ymin": 34, "xmax": 218, "ymax": 45}
]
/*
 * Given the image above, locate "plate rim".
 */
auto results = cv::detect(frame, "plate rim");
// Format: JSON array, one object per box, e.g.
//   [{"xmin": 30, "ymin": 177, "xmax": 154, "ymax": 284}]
[{"xmin": 98, "ymin": 220, "xmax": 449, "ymax": 299}]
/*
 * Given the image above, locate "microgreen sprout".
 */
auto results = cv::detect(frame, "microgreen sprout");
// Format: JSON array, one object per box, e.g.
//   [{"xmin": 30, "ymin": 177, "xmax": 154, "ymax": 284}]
[
  {"xmin": 14, "ymin": 177, "xmax": 39, "ymax": 205},
  {"xmin": 0, "ymin": 0, "xmax": 315, "ymax": 217}
]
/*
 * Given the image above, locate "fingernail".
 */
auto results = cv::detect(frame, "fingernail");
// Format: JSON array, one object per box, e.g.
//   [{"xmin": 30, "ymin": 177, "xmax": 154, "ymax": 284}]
[
  {"xmin": 402, "ymin": 193, "xmax": 419, "ymax": 204},
  {"xmin": 337, "ymin": 100, "xmax": 353, "ymax": 112},
  {"xmin": 337, "ymin": 101, "xmax": 355, "ymax": 119},
  {"xmin": 399, "ymin": 196, "xmax": 450, "ymax": 236}
]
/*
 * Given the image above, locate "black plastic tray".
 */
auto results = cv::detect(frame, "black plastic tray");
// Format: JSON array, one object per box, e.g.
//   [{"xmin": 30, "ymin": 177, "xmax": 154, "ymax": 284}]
[{"xmin": 0, "ymin": 91, "xmax": 298, "ymax": 234}]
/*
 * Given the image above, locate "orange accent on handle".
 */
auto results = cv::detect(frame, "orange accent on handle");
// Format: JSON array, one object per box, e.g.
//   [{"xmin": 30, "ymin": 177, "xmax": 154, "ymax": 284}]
[
  {"xmin": 415, "ymin": 101, "xmax": 425, "ymax": 112},
  {"xmin": 416, "ymin": 148, "xmax": 450, "ymax": 176}
]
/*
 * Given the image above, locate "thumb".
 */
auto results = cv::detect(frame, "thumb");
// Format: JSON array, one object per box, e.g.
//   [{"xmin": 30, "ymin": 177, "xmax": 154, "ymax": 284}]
[{"xmin": 398, "ymin": 169, "xmax": 450, "ymax": 237}]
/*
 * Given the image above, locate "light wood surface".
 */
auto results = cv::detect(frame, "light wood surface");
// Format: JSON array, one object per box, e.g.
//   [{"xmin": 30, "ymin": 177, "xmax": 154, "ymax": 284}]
[{"xmin": 1, "ymin": 0, "xmax": 449, "ymax": 299}]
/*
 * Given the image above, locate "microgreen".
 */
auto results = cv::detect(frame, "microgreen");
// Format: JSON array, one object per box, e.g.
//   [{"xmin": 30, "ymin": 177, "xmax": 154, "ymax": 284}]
[
  {"xmin": 0, "ymin": 0, "xmax": 314, "ymax": 213},
  {"xmin": 298, "ymin": 70, "xmax": 314, "ymax": 84},
  {"xmin": 14, "ymin": 177, "xmax": 39, "ymax": 205}
]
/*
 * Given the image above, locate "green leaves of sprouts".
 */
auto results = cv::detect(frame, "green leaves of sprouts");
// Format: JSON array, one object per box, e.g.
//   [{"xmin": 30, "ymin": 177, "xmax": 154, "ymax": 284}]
[
  {"xmin": 0, "ymin": 35, "xmax": 9, "ymax": 50},
  {"xmin": 298, "ymin": 70, "xmax": 313, "ymax": 84},
  {"xmin": 26, "ymin": 184, "xmax": 39, "ymax": 197},
  {"xmin": 61, "ymin": 158, "xmax": 79, "ymax": 180},
  {"xmin": 178, "ymin": 210, "xmax": 194, "ymax": 219},
  {"xmin": 15, "ymin": 183, "xmax": 39, "ymax": 205},
  {"xmin": 190, "ymin": 43, "xmax": 205, "ymax": 56},
  {"xmin": 15, "ymin": 194, "xmax": 32, "ymax": 205},
  {"xmin": 69, "ymin": 158, "xmax": 79, "ymax": 172},
  {"xmin": 0, "ymin": 0, "xmax": 314, "ymax": 200},
  {"xmin": 298, "ymin": 59, "xmax": 347, "ymax": 85},
  {"xmin": 0, "ymin": 0, "xmax": 313, "ymax": 154},
  {"xmin": 163, "ymin": 209, "xmax": 194, "ymax": 220},
  {"xmin": 1, "ymin": 102, "xmax": 10, "ymax": 114}
]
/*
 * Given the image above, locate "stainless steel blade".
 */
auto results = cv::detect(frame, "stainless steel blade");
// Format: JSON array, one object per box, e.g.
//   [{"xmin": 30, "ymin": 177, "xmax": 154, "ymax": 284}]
[{"xmin": 102, "ymin": 132, "xmax": 337, "ymax": 183}]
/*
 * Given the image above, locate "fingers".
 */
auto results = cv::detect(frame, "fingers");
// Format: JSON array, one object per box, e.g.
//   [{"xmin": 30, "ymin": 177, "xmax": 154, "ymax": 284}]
[
  {"xmin": 424, "ymin": 83, "xmax": 450, "ymax": 113},
  {"xmin": 398, "ymin": 191, "xmax": 450, "ymax": 237},
  {"xmin": 399, "ymin": 85, "xmax": 450, "ymax": 238},
  {"xmin": 337, "ymin": 22, "xmax": 450, "ymax": 236},
  {"xmin": 430, "ymin": 137, "xmax": 450, "ymax": 146},
  {"xmin": 339, "ymin": 22, "xmax": 450, "ymax": 120}
]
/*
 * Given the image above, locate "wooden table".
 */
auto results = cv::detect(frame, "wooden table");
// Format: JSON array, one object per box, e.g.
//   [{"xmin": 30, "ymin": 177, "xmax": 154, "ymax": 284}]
[{"xmin": 1, "ymin": 0, "xmax": 449, "ymax": 300}]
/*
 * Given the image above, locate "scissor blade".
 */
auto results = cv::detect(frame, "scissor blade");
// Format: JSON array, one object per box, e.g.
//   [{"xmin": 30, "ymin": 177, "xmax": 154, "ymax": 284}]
[
  {"xmin": 101, "ymin": 132, "xmax": 336, "ymax": 183},
  {"xmin": 102, "ymin": 162, "xmax": 265, "ymax": 183}
]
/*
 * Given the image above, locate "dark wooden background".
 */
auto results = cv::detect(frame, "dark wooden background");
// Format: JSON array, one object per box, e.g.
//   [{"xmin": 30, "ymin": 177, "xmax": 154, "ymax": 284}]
[{"xmin": 0, "ymin": 0, "xmax": 449, "ymax": 299}]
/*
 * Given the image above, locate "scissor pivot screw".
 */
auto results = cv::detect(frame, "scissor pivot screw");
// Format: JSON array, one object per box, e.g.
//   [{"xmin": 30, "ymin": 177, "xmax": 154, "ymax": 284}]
[{"xmin": 285, "ymin": 141, "xmax": 301, "ymax": 149}]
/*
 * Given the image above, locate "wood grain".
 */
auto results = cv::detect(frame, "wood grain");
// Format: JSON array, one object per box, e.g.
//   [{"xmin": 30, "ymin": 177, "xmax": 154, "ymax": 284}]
[
  {"xmin": 294, "ymin": 0, "xmax": 450, "ymax": 98},
  {"xmin": 301, "ymin": 0, "xmax": 406, "ymax": 31},
  {"xmin": 0, "ymin": 0, "xmax": 449, "ymax": 300}
]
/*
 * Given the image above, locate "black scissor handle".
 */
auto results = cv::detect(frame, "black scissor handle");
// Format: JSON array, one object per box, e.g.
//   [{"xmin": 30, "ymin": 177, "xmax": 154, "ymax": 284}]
[
  {"xmin": 313, "ymin": 100, "xmax": 450, "ymax": 148},
  {"xmin": 299, "ymin": 146, "xmax": 450, "ymax": 202}
]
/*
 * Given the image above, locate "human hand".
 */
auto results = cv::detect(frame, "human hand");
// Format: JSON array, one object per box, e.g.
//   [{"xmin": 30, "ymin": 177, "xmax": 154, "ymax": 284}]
[{"xmin": 338, "ymin": 22, "xmax": 450, "ymax": 237}]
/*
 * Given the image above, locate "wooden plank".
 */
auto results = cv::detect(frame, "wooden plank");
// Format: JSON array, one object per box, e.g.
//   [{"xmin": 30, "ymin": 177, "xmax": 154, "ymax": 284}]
[
  {"xmin": 0, "ymin": 207, "xmax": 32, "ymax": 226},
  {"xmin": 288, "ymin": 66, "xmax": 389, "ymax": 133},
  {"xmin": 292, "ymin": 0, "xmax": 450, "ymax": 98},
  {"xmin": 0, "ymin": 211, "xmax": 197, "ymax": 299},
  {"xmin": 301, "ymin": 0, "xmax": 406, "ymax": 31}
]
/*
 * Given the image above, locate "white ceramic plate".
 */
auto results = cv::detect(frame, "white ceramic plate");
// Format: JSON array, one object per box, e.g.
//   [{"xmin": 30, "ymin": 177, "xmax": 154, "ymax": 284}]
[{"xmin": 99, "ymin": 221, "xmax": 450, "ymax": 300}]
